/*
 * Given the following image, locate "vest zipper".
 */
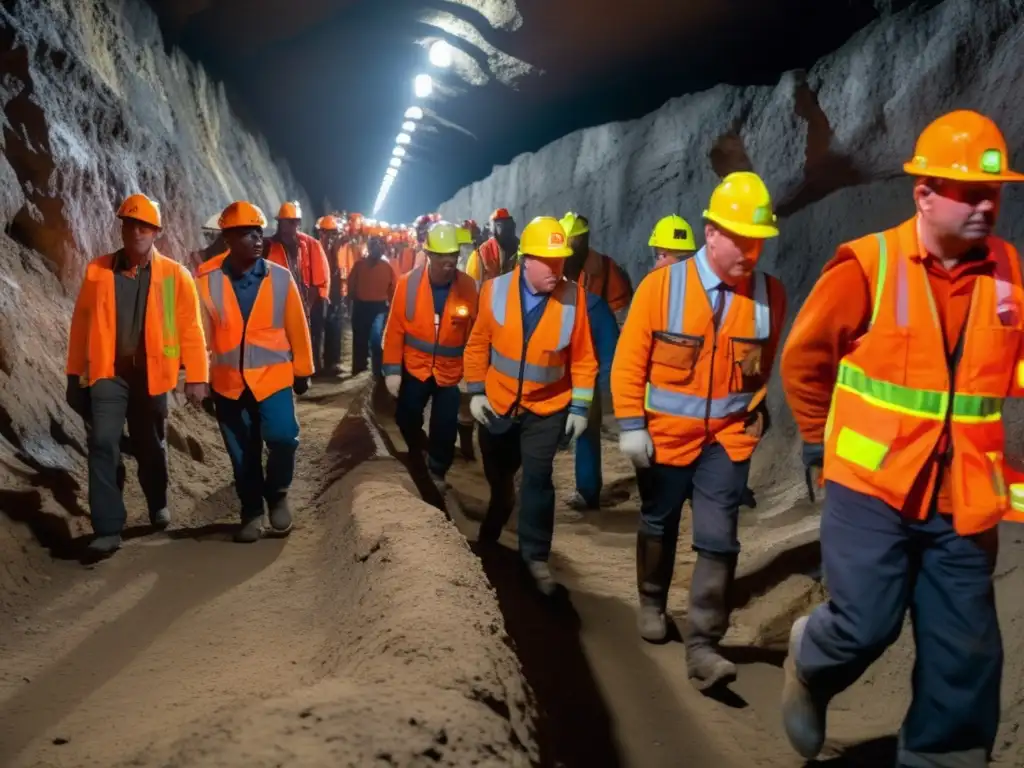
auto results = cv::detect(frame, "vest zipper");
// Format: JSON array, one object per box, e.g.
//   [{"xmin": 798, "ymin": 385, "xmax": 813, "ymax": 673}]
[{"xmin": 704, "ymin": 324, "xmax": 717, "ymax": 441}]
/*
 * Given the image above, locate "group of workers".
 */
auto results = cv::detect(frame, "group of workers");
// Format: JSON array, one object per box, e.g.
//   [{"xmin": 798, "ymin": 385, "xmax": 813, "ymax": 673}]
[{"xmin": 65, "ymin": 108, "xmax": 1024, "ymax": 766}]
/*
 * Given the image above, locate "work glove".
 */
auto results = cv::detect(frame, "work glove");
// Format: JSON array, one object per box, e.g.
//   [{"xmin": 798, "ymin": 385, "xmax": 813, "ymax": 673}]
[
  {"xmin": 469, "ymin": 394, "xmax": 497, "ymax": 426},
  {"xmin": 293, "ymin": 376, "xmax": 310, "ymax": 396},
  {"xmin": 619, "ymin": 429, "xmax": 654, "ymax": 469},
  {"xmin": 565, "ymin": 412, "xmax": 588, "ymax": 441},
  {"xmin": 183, "ymin": 382, "xmax": 209, "ymax": 408},
  {"xmin": 802, "ymin": 442, "xmax": 824, "ymax": 469},
  {"xmin": 65, "ymin": 374, "xmax": 89, "ymax": 419},
  {"xmin": 385, "ymin": 374, "xmax": 401, "ymax": 398}
]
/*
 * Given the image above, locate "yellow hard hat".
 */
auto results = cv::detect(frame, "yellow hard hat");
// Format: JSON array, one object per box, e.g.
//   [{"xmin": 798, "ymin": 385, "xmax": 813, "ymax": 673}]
[
  {"xmin": 649, "ymin": 215, "xmax": 696, "ymax": 251},
  {"xmin": 455, "ymin": 226, "xmax": 472, "ymax": 245},
  {"xmin": 703, "ymin": 172, "xmax": 778, "ymax": 239},
  {"xmin": 519, "ymin": 216, "xmax": 574, "ymax": 258},
  {"xmin": 425, "ymin": 221, "xmax": 461, "ymax": 255},
  {"xmin": 117, "ymin": 194, "xmax": 162, "ymax": 229},
  {"xmin": 559, "ymin": 211, "xmax": 589, "ymax": 237},
  {"xmin": 277, "ymin": 201, "xmax": 302, "ymax": 220},
  {"xmin": 219, "ymin": 201, "xmax": 268, "ymax": 230}
]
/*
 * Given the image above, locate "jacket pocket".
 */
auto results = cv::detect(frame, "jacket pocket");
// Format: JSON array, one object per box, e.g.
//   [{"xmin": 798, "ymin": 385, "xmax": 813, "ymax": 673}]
[{"xmin": 651, "ymin": 331, "xmax": 702, "ymax": 370}]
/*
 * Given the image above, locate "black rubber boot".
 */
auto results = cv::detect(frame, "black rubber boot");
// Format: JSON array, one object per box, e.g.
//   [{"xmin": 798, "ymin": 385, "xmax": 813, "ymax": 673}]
[
  {"xmin": 233, "ymin": 516, "xmax": 263, "ymax": 543},
  {"xmin": 267, "ymin": 496, "xmax": 293, "ymax": 535},
  {"xmin": 636, "ymin": 531, "xmax": 674, "ymax": 642},
  {"xmin": 685, "ymin": 552, "xmax": 738, "ymax": 690},
  {"xmin": 458, "ymin": 423, "xmax": 476, "ymax": 461}
]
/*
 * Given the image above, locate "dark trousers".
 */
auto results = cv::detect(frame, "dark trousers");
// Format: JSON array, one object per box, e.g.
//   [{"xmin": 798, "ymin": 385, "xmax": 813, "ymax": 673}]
[
  {"xmin": 479, "ymin": 409, "xmax": 567, "ymax": 562},
  {"xmin": 308, "ymin": 296, "xmax": 326, "ymax": 372},
  {"xmin": 213, "ymin": 387, "xmax": 299, "ymax": 521},
  {"xmin": 574, "ymin": 390, "xmax": 603, "ymax": 507},
  {"xmin": 87, "ymin": 376, "xmax": 168, "ymax": 536},
  {"xmin": 638, "ymin": 442, "xmax": 749, "ymax": 556},
  {"xmin": 351, "ymin": 300, "xmax": 388, "ymax": 377},
  {"xmin": 323, "ymin": 301, "xmax": 344, "ymax": 370},
  {"xmin": 798, "ymin": 482, "xmax": 1001, "ymax": 765},
  {"xmin": 395, "ymin": 372, "xmax": 460, "ymax": 478}
]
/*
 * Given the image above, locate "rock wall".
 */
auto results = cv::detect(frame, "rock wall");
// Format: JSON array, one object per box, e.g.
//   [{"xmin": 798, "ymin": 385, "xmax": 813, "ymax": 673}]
[
  {"xmin": 0, "ymin": 0, "xmax": 311, "ymax": 284},
  {"xmin": 438, "ymin": 0, "xmax": 1024, "ymax": 481}
]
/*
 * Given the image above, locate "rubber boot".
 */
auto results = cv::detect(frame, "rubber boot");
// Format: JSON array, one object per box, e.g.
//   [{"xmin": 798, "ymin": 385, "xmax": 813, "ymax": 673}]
[
  {"xmin": 458, "ymin": 422, "xmax": 476, "ymax": 461},
  {"xmin": 149, "ymin": 507, "xmax": 171, "ymax": 530},
  {"xmin": 527, "ymin": 560, "xmax": 557, "ymax": 596},
  {"xmin": 267, "ymin": 496, "xmax": 293, "ymax": 535},
  {"xmin": 781, "ymin": 615, "xmax": 828, "ymax": 758},
  {"xmin": 636, "ymin": 531, "xmax": 673, "ymax": 642},
  {"xmin": 684, "ymin": 552, "xmax": 738, "ymax": 690},
  {"xmin": 234, "ymin": 516, "xmax": 263, "ymax": 543},
  {"xmin": 88, "ymin": 534, "xmax": 123, "ymax": 556}
]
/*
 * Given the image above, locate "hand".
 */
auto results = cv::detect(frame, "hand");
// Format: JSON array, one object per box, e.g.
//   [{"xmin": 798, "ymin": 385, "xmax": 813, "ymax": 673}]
[
  {"xmin": 565, "ymin": 412, "xmax": 588, "ymax": 440},
  {"xmin": 293, "ymin": 377, "xmax": 310, "ymax": 396},
  {"xmin": 65, "ymin": 375, "xmax": 89, "ymax": 418},
  {"xmin": 184, "ymin": 382, "xmax": 209, "ymax": 407},
  {"xmin": 469, "ymin": 395, "xmax": 496, "ymax": 426},
  {"xmin": 619, "ymin": 429, "xmax": 654, "ymax": 469},
  {"xmin": 802, "ymin": 442, "xmax": 824, "ymax": 469},
  {"xmin": 385, "ymin": 374, "xmax": 401, "ymax": 398}
]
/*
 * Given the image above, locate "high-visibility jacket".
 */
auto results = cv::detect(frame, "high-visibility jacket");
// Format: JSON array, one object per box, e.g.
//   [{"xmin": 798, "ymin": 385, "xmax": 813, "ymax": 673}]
[
  {"xmin": 265, "ymin": 232, "xmax": 330, "ymax": 300},
  {"xmin": 336, "ymin": 241, "xmax": 362, "ymax": 298},
  {"xmin": 196, "ymin": 254, "xmax": 314, "ymax": 401},
  {"xmin": 349, "ymin": 257, "xmax": 396, "ymax": 303},
  {"xmin": 611, "ymin": 255, "xmax": 787, "ymax": 467},
  {"xmin": 813, "ymin": 217, "xmax": 1024, "ymax": 535},
  {"xmin": 66, "ymin": 249, "xmax": 209, "ymax": 394},
  {"xmin": 381, "ymin": 266, "xmax": 478, "ymax": 387},
  {"xmin": 465, "ymin": 238, "xmax": 514, "ymax": 289},
  {"xmin": 393, "ymin": 246, "xmax": 417, "ymax": 276},
  {"xmin": 464, "ymin": 266, "xmax": 598, "ymax": 417},
  {"xmin": 580, "ymin": 249, "xmax": 632, "ymax": 313}
]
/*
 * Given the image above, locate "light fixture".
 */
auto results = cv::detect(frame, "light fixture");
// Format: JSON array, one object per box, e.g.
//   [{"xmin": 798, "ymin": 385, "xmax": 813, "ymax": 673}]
[
  {"xmin": 414, "ymin": 73, "xmax": 433, "ymax": 99},
  {"xmin": 390, "ymin": 157, "xmax": 402, "ymax": 168},
  {"xmin": 429, "ymin": 40, "xmax": 453, "ymax": 68},
  {"xmin": 386, "ymin": 167, "xmax": 398, "ymax": 177},
  {"xmin": 404, "ymin": 106, "xmax": 423, "ymax": 120},
  {"xmin": 402, "ymin": 121, "xmax": 416, "ymax": 132},
  {"xmin": 396, "ymin": 133, "xmax": 411, "ymax": 145},
  {"xmin": 392, "ymin": 146, "xmax": 406, "ymax": 158}
]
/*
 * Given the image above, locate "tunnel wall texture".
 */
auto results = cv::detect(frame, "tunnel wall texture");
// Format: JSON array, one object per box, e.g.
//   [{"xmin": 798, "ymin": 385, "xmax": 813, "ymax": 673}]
[
  {"xmin": 438, "ymin": 0, "xmax": 1024, "ymax": 481},
  {"xmin": 0, "ymin": 0, "xmax": 312, "ymax": 285}
]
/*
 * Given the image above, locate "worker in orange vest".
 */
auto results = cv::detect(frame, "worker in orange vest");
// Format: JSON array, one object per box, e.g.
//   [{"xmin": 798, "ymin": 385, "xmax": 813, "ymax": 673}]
[
  {"xmin": 66, "ymin": 194, "xmax": 210, "ymax": 557},
  {"xmin": 612, "ymin": 172, "xmax": 787, "ymax": 689},
  {"xmin": 464, "ymin": 216, "xmax": 598, "ymax": 595},
  {"xmin": 779, "ymin": 111, "xmax": 1024, "ymax": 763},
  {"xmin": 186, "ymin": 213, "xmax": 226, "ymax": 276},
  {"xmin": 382, "ymin": 221, "xmax": 478, "ymax": 488},
  {"xmin": 465, "ymin": 208, "xmax": 519, "ymax": 289},
  {"xmin": 560, "ymin": 212, "xmax": 633, "ymax": 319},
  {"xmin": 648, "ymin": 215, "xmax": 698, "ymax": 271},
  {"xmin": 455, "ymin": 225, "xmax": 479, "ymax": 460},
  {"xmin": 265, "ymin": 201, "xmax": 330, "ymax": 373},
  {"xmin": 196, "ymin": 201, "xmax": 315, "ymax": 543},
  {"xmin": 316, "ymin": 215, "xmax": 346, "ymax": 375},
  {"xmin": 348, "ymin": 234, "xmax": 396, "ymax": 378}
]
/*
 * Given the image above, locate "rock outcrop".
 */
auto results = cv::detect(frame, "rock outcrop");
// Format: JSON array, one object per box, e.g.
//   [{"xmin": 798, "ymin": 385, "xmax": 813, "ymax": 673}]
[{"xmin": 438, "ymin": 0, "xmax": 1024, "ymax": 479}]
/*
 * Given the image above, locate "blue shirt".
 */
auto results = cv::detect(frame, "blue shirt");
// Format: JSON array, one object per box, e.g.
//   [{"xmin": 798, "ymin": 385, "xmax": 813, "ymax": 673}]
[
  {"xmin": 223, "ymin": 257, "xmax": 267, "ymax": 324},
  {"xmin": 693, "ymin": 246, "xmax": 732, "ymax": 316},
  {"xmin": 585, "ymin": 292, "xmax": 619, "ymax": 392},
  {"xmin": 430, "ymin": 279, "xmax": 452, "ymax": 316},
  {"xmin": 520, "ymin": 272, "xmax": 550, "ymax": 345}
]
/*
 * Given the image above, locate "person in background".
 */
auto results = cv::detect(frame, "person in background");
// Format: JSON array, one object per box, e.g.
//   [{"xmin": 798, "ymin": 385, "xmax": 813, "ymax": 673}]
[
  {"xmin": 348, "ymin": 234, "xmax": 396, "ymax": 379},
  {"xmin": 560, "ymin": 212, "xmax": 633, "ymax": 321},
  {"xmin": 455, "ymin": 224, "xmax": 479, "ymax": 460},
  {"xmin": 316, "ymin": 215, "xmax": 345, "ymax": 375},
  {"xmin": 66, "ymin": 194, "xmax": 209, "ymax": 557},
  {"xmin": 648, "ymin": 215, "xmax": 698, "ymax": 271},
  {"xmin": 186, "ymin": 213, "xmax": 226, "ymax": 275},
  {"xmin": 465, "ymin": 208, "xmax": 519, "ymax": 289}
]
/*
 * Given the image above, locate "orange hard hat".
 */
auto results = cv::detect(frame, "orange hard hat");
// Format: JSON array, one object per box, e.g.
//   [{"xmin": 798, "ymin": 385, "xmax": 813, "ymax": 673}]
[
  {"xmin": 491, "ymin": 207, "xmax": 511, "ymax": 221},
  {"xmin": 117, "ymin": 194, "xmax": 162, "ymax": 228},
  {"xmin": 904, "ymin": 110, "xmax": 1024, "ymax": 183},
  {"xmin": 316, "ymin": 215, "xmax": 339, "ymax": 231},
  {"xmin": 277, "ymin": 200, "xmax": 302, "ymax": 220},
  {"xmin": 219, "ymin": 201, "xmax": 268, "ymax": 230}
]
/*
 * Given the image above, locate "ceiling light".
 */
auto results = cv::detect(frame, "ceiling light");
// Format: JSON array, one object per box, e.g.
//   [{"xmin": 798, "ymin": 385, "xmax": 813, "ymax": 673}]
[
  {"xmin": 392, "ymin": 146, "xmax": 406, "ymax": 157},
  {"xmin": 414, "ymin": 74, "xmax": 433, "ymax": 99},
  {"xmin": 390, "ymin": 157, "xmax": 402, "ymax": 168},
  {"xmin": 386, "ymin": 167, "xmax": 398, "ymax": 177},
  {"xmin": 404, "ymin": 106, "xmax": 423, "ymax": 120},
  {"xmin": 429, "ymin": 40, "xmax": 453, "ymax": 68},
  {"xmin": 402, "ymin": 121, "xmax": 416, "ymax": 132},
  {"xmin": 396, "ymin": 133, "xmax": 411, "ymax": 145}
]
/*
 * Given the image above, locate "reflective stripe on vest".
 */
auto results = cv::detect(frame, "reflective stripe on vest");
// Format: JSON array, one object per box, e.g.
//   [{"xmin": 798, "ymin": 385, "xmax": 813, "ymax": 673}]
[
  {"xmin": 489, "ymin": 271, "xmax": 577, "ymax": 384},
  {"xmin": 207, "ymin": 266, "xmax": 292, "ymax": 369},
  {"xmin": 647, "ymin": 260, "xmax": 770, "ymax": 418},
  {"xmin": 403, "ymin": 266, "xmax": 466, "ymax": 358},
  {"xmin": 160, "ymin": 277, "xmax": 180, "ymax": 357}
]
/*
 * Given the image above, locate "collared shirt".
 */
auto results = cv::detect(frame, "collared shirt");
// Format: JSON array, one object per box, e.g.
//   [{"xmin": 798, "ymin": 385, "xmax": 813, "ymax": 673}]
[
  {"xmin": 222, "ymin": 257, "xmax": 268, "ymax": 324},
  {"xmin": 112, "ymin": 248, "xmax": 152, "ymax": 370},
  {"xmin": 692, "ymin": 246, "xmax": 733, "ymax": 317},
  {"xmin": 519, "ymin": 272, "xmax": 550, "ymax": 345}
]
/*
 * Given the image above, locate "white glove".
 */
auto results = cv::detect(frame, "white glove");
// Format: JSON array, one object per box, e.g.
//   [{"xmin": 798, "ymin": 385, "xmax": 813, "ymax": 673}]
[
  {"xmin": 470, "ymin": 395, "xmax": 497, "ymax": 426},
  {"xmin": 565, "ymin": 412, "xmax": 588, "ymax": 440},
  {"xmin": 385, "ymin": 374, "xmax": 402, "ymax": 398},
  {"xmin": 619, "ymin": 429, "xmax": 654, "ymax": 469}
]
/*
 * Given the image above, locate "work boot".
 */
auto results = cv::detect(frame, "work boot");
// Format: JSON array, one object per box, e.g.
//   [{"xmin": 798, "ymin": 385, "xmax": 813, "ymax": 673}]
[
  {"xmin": 149, "ymin": 507, "xmax": 171, "ymax": 530},
  {"xmin": 684, "ymin": 552, "xmax": 738, "ymax": 690},
  {"xmin": 527, "ymin": 560, "xmax": 557, "ymax": 596},
  {"xmin": 234, "ymin": 516, "xmax": 263, "ymax": 543},
  {"xmin": 636, "ymin": 531, "xmax": 673, "ymax": 642},
  {"xmin": 566, "ymin": 491, "xmax": 599, "ymax": 512},
  {"xmin": 458, "ymin": 423, "xmax": 476, "ymax": 461},
  {"xmin": 88, "ymin": 534, "xmax": 122, "ymax": 556},
  {"xmin": 267, "ymin": 497, "xmax": 293, "ymax": 535},
  {"xmin": 428, "ymin": 471, "xmax": 450, "ymax": 494},
  {"xmin": 781, "ymin": 615, "xmax": 827, "ymax": 759}
]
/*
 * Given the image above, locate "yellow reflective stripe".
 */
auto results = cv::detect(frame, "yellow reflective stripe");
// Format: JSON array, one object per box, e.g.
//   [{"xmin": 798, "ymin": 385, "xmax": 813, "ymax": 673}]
[
  {"xmin": 987, "ymin": 451, "xmax": 1007, "ymax": 499},
  {"xmin": 835, "ymin": 426, "xmax": 889, "ymax": 471},
  {"xmin": 1011, "ymin": 485, "xmax": 1024, "ymax": 513},
  {"xmin": 1017, "ymin": 360, "xmax": 1024, "ymax": 389},
  {"xmin": 870, "ymin": 233, "xmax": 887, "ymax": 327}
]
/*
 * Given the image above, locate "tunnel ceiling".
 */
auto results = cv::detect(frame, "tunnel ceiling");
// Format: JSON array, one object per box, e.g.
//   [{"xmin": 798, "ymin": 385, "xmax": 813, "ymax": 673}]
[{"xmin": 144, "ymin": 0, "xmax": 906, "ymax": 222}]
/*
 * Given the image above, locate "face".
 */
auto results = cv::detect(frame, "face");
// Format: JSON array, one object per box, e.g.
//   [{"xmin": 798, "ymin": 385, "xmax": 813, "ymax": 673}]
[
  {"xmin": 223, "ymin": 227, "xmax": 264, "ymax": 264},
  {"xmin": 568, "ymin": 232, "xmax": 589, "ymax": 257},
  {"xmin": 428, "ymin": 252, "xmax": 458, "ymax": 284},
  {"xmin": 652, "ymin": 249, "xmax": 690, "ymax": 272},
  {"xmin": 277, "ymin": 218, "xmax": 300, "ymax": 241},
  {"xmin": 915, "ymin": 179, "xmax": 1001, "ymax": 243},
  {"xmin": 523, "ymin": 255, "xmax": 564, "ymax": 293},
  {"xmin": 704, "ymin": 224, "xmax": 764, "ymax": 284},
  {"xmin": 493, "ymin": 219, "xmax": 516, "ymax": 243},
  {"xmin": 121, "ymin": 218, "xmax": 159, "ymax": 259}
]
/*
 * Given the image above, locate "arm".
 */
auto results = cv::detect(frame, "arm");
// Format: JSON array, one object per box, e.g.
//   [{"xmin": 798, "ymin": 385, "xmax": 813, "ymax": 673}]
[
  {"xmin": 386, "ymin": 267, "xmax": 396, "ymax": 303},
  {"xmin": 611, "ymin": 273, "xmax": 657, "ymax": 430},
  {"xmin": 381, "ymin": 279, "xmax": 406, "ymax": 376},
  {"xmin": 313, "ymin": 240, "xmax": 330, "ymax": 300},
  {"xmin": 66, "ymin": 274, "xmax": 91, "ymax": 377},
  {"xmin": 463, "ymin": 282, "xmax": 493, "ymax": 394},
  {"xmin": 284, "ymin": 277, "xmax": 315, "ymax": 378},
  {"xmin": 585, "ymin": 292, "xmax": 620, "ymax": 394},
  {"xmin": 780, "ymin": 256, "xmax": 871, "ymax": 444},
  {"xmin": 607, "ymin": 260, "xmax": 634, "ymax": 315},
  {"xmin": 761, "ymin": 275, "xmax": 789, "ymax": 381},
  {"xmin": 347, "ymin": 261, "xmax": 361, "ymax": 307},
  {"xmin": 568, "ymin": 283, "xmax": 598, "ymax": 415},
  {"xmin": 176, "ymin": 267, "xmax": 210, "ymax": 384}
]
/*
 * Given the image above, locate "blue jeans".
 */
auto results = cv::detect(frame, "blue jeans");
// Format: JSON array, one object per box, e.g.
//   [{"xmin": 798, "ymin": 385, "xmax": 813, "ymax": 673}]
[
  {"xmin": 351, "ymin": 300, "xmax": 387, "ymax": 377},
  {"xmin": 214, "ymin": 387, "xmax": 299, "ymax": 520},
  {"xmin": 395, "ymin": 372, "xmax": 460, "ymax": 477},
  {"xmin": 798, "ymin": 482, "xmax": 1001, "ymax": 765},
  {"xmin": 574, "ymin": 293, "xmax": 619, "ymax": 506}
]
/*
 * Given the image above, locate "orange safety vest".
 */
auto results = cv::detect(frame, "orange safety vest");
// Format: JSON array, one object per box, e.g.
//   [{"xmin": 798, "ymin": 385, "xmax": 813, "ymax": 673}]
[
  {"xmin": 469, "ymin": 238, "xmax": 515, "ymax": 289},
  {"xmin": 581, "ymin": 250, "xmax": 633, "ymax": 313},
  {"xmin": 611, "ymin": 253, "xmax": 785, "ymax": 467},
  {"xmin": 196, "ymin": 255, "xmax": 315, "ymax": 401},
  {"xmin": 66, "ymin": 250, "xmax": 209, "ymax": 394},
  {"xmin": 823, "ymin": 217, "xmax": 1024, "ymax": 535},
  {"xmin": 381, "ymin": 266, "xmax": 478, "ymax": 387},
  {"xmin": 394, "ymin": 246, "xmax": 417, "ymax": 276},
  {"xmin": 265, "ymin": 232, "xmax": 330, "ymax": 300},
  {"xmin": 464, "ymin": 266, "xmax": 598, "ymax": 417}
]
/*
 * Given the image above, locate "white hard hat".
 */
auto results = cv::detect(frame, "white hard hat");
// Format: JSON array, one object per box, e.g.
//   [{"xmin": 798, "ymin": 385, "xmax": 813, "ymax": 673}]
[{"xmin": 202, "ymin": 213, "xmax": 221, "ymax": 231}]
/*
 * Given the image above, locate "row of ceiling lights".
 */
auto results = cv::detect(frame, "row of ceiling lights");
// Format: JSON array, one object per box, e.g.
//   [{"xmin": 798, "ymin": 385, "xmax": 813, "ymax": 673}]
[{"xmin": 371, "ymin": 40, "xmax": 454, "ymax": 218}]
